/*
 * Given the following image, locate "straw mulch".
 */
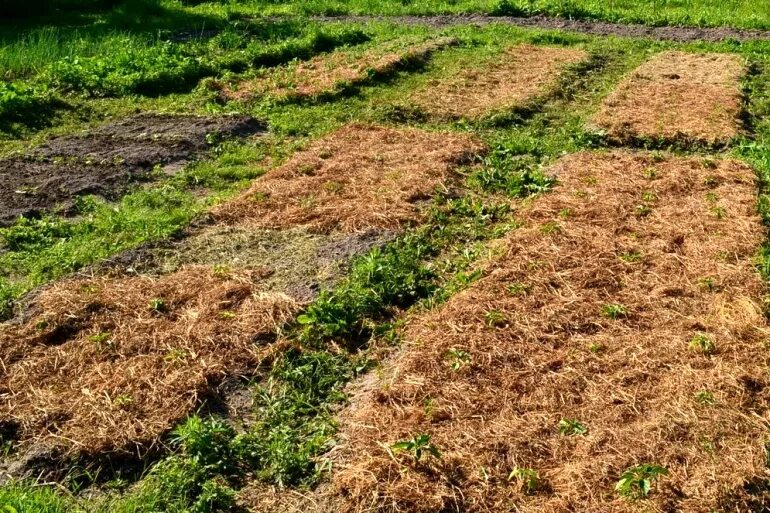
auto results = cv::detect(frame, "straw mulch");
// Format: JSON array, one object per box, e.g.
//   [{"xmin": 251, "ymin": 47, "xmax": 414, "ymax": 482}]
[
  {"xmin": 223, "ymin": 37, "xmax": 457, "ymax": 102},
  {"xmin": 592, "ymin": 51, "xmax": 746, "ymax": 145},
  {"xmin": 213, "ymin": 123, "xmax": 482, "ymax": 233},
  {"xmin": 325, "ymin": 151, "xmax": 770, "ymax": 512},
  {"xmin": 408, "ymin": 44, "xmax": 586, "ymax": 119},
  {"xmin": 0, "ymin": 266, "xmax": 297, "ymax": 456}
]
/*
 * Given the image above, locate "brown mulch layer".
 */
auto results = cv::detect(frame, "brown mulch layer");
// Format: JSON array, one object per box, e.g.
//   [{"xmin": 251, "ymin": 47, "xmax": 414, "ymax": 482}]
[
  {"xmin": 592, "ymin": 51, "xmax": 746, "ymax": 145},
  {"xmin": 213, "ymin": 123, "xmax": 482, "ymax": 233},
  {"xmin": 324, "ymin": 151, "xmax": 770, "ymax": 512},
  {"xmin": 309, "ymin": 15, "xmax": 770, "ymax": 43},
  {"xmin": 0, "ymin": 114, "xmax": 264, "ymax": 226},
  {"xmin": 407, "ymin": 44, "xmax": 586, "ymax": 119},
  {"xmin": 223, "ymin": 37, "xmax": 457, "ymax": 102},
  {"xmin": 0, "ymin": 266, "xmax": 297, "ymax": 456}
]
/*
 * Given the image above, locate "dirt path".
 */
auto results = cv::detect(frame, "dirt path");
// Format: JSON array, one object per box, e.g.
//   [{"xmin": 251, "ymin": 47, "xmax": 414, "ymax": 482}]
[{"xmin": 310, "ymin": 14, "xmax": 770, "ymax": 42}]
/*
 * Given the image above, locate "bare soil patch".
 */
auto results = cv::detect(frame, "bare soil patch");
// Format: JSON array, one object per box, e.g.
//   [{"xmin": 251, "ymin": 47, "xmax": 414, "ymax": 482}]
[
  {"xmin": 592, "ymin": 51, "xmax": 746, "ymax": 145},
  {"xmin": 0, "ymin": 114, "xmax": 264, "ymax": 226},
  {"xmin": 407, "ymin": 44, "xmax": 586, "ymax": 120},
  {"xmin": 310, "ymin": 15, "xmax": 770, "ymax": 43},
  {"xmin": 223, "ymin": 37, "xmax": 457, "ymax": 102},
  {"xmin": 213, "ymin": 123, "xmax": 482, "ymax": 233},
  {"xmin": 0, "ymin": 266, "xmax": 296, "ymax": 457},
  {"xmin": 107, "ymin": 225, "xmax": 395, "ymax": 302},
  {"xmin": 323, "ymin": 151, "xmax": 769, "ymax": 512}
]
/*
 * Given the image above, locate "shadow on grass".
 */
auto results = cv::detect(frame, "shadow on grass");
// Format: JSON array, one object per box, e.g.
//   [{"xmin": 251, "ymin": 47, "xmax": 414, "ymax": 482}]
[{"xmin": 0, "ymin": 0, "xmax": 223, "ymax": 44}]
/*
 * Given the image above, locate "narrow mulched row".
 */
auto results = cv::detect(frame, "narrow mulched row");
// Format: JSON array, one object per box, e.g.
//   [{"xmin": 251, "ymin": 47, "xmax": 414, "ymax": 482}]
[
  {"xmin": 221, "ymin": 36, "xmax": 458, "ymax": 102},
  {"xmin": 592, "ymin": 50, "xmax": 746, "ymax": 145}
]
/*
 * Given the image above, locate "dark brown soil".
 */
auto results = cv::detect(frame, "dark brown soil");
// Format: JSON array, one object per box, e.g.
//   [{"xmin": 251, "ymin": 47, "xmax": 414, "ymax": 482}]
[
  {"xmin": 309, "ymin": 15, "xmax": 770, "ymax": 43},
  {"xmin": 0, "ymin": 114, "xmax": 265, "ymax": 226}
]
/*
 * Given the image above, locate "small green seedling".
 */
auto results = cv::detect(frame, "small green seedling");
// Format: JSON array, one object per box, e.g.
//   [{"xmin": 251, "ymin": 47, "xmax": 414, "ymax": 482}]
[
  {"xmin": 558, "ymin": 418, "xmax": 588, "ymax": 436},
  {"xmin": 695, "ymin": 390, "xmax": 715, "ymax": 406},
  {"xmin": 619, "ymin": 251, "xmax": 643, "ymax": 263},
  {"xmin": 391, "ymin": 434, "xmax": 441, "ymax": 462},
  {"xmin": 89, "ymin": 331, "xmax": 114, "ymax": 351},
  {"xmin": 558, "ymin": 208, "xmax": 572, "ymax": 218},
  {"xmin": 446, "ymin": 348, "xmax": 471, "ymax": 371},
  {"xmin": 508, "ymin": 467, "xmax": 540, "ymax": 494},
  {"xmin": 508, "ymin": 283, "xmax": 531, "ymax": 296},
  {"xmin": 642, "ymin": 167, "xmax": 657, "ymax": 179},
  {"xmin": 113, "ymin": 394, "xmax": 133, "ymax": 407},
  {"xmin": 689, "ymin": 334, "xmax": 716, "ymax": 355},
  {"xmin": 212, "ymin": 265, "xmax": 231, "ymax": 278},
  {"xmin": 148, "ymin": 297, "xmax": 166, "ymax": 313},
  {"xmin": 485, "ymin": 310, "xmax": 507, "ymax": 327},
  {"xmin": 602, "ymin": 303, "xmax": 627, "ymax": 320},
  {"xmin": 540, "ymin": 221, "xmax": 561, "ymax": 234},
  {"xmin": 164, "ymin": 348, "xmax": 188, "ymax": 362},
  {"xmin": 615, "ymin": 464, "xmax": 668, "ymax": 500},
  {"xmin": 634, "ymin": 204, "xmax": 652, "ymax": 217},
  {"xmin": 323, "ymin": 180, "xmax": 343, "ymax": 193},
  {"xmin": 588, "ymin": 342, "xmax": 604, "ymax": 354},
  {"xmin": 699, "ymin": 277, "xmax": 716, "ymax": 292},
  {"xmin": 710, "ymin": 206, "xmax": 727, "ymax": 219},
  {"xmin": 641, "ymin": 190, "xmax": 657, "ymax": 202}
]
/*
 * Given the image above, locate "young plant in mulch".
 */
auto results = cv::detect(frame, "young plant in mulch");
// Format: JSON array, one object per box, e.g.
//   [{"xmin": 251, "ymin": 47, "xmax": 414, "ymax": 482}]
[
  {"xmin": 615, "ymin": 464, "xmax": 669, "ymax": 500},
  {"xmin": 508, "ymin": 467, "xmax": 541, "ymax": 495},
  {"xmin": 391, "ymin": 434, "xmax": 441, "ymax": 463}
]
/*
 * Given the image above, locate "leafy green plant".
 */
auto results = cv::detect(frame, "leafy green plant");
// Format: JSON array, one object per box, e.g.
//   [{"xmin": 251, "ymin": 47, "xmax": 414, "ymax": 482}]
[
  {"xmin": 47, "ymin": 41, "xmax": 203, "ymax": 97},
  {"xmin": 171, "ymin": 416, "xmax": 236, "ymax": 473},
  {"xmin": 508, "ymin": 467, "xmax": 540, "ymax": 494},
  {"xmin": 148, "ymin": 297, "xmax": 167, "ymax": 313},
  {"xmin": 615, "ymin": 464, "xmax": 669, "ymax": 500},
  {"xmin": 89, "ymin": 331, "xmax": 114, "ymax": 351},
  {"xmin": 469, "ymin": 150, "xmax": 554, "ymax": 198},
  {"xmin": 619, "ymin": 251, "xmax": 643, "ymax": 263},
  {"xmin": 558, "ymin": 418, "xmax": 588, "ymax": 435},
  {"xmin": 484, "ymin": 309, "xmax": 507, "ymax": 327},
  {"xmin": 699, "ymin": 277, "xmax": 717, "ymax": 291},
  {"xmin": 634, "ymin": 204, "xmax": 652, "ymax": 217},
  {"xmin": 508, "ymin": 282, "xmax": 531, "ymax": 295},
  {"xmin": 689, "ymin": 334, "xmax": 716, "ymax": 355},
  {"xmin": 695, "ymin": 390, "xmax": 715, "ymax": 406},
  {"xmin": 391, "ymin": 434, "xmax": 441, "ymax": 462},
  {"xmin": 0, "ymin": 81, "xmax": 51, "ymax": 121},
  {"xmin": 446, "ymin": 348, "xmax": 471, "ymax": 371},
  {"xmin": 602, "ymin": 303, "xmax": 627, "ymax": 320}
]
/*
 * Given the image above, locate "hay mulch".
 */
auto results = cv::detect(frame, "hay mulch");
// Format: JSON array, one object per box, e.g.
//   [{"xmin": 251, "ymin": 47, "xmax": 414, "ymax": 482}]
[
  {"xmin": 592, "ymin": 51, "xmax": 746, "ymax": 145},
  {"xmin": 324, "ymin": 151, "xmax": 770, "ymax": 512},
  {"xmin": 0, "ymin": 266, "xmax": 297, "ymax": 456},
  {"xmin": 407, "ymin": 44, "xmax": 586, "ymax": 120},
  {"xmin": 213, "ymin": 123, "xmax": 482, "ymax": 233},
  {"xmin": 222, "ymin": 37, "xmax": 457, "ymax": 102}
]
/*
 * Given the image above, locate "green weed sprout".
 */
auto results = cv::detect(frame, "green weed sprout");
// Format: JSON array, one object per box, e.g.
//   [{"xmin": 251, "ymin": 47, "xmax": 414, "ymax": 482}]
[
  {"xmin": 615, "ymin": 464, "xmax": 668, "ymax": 500},
  {"xmin": 391, "ymin": 434, "xmax": 441, "ymax": 462}
]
